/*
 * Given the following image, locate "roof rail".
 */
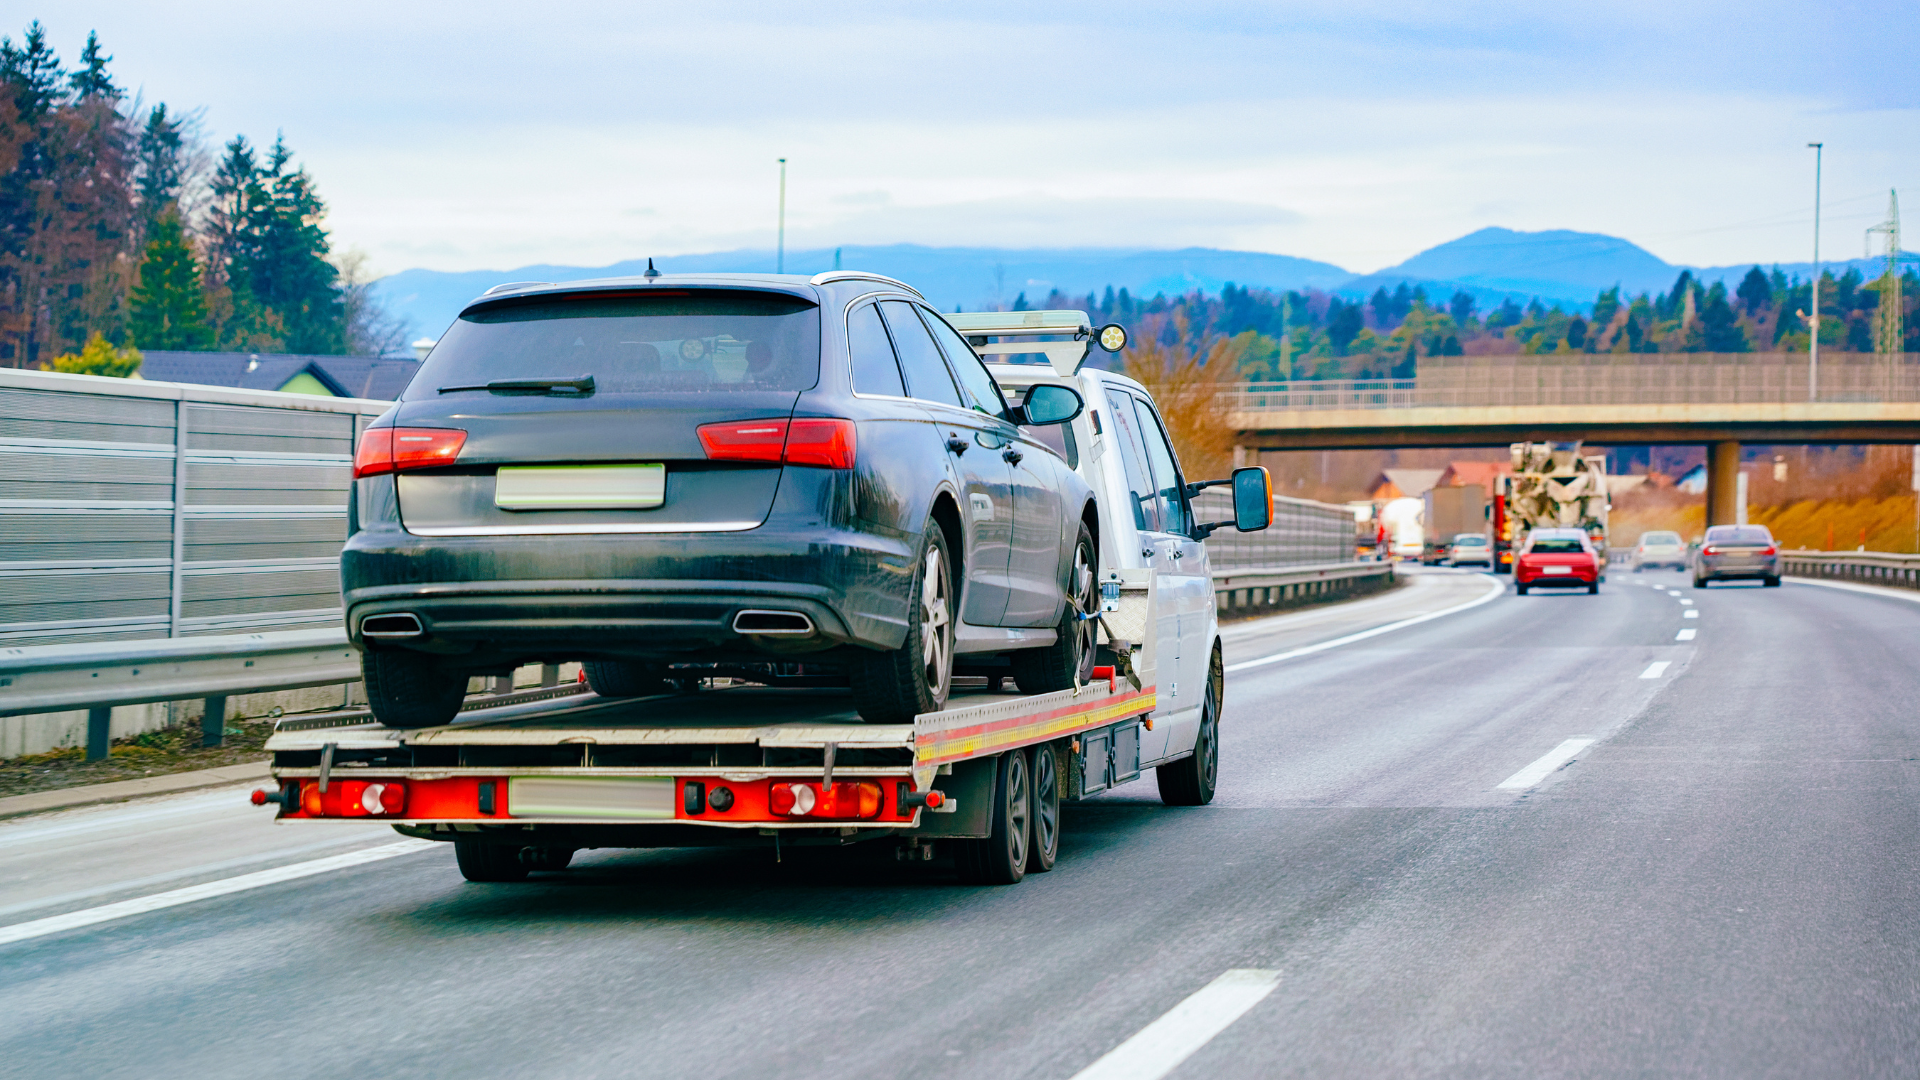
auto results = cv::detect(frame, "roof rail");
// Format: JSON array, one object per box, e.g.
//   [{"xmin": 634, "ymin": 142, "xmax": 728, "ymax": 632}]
[
  {"xmin": 482, "ymin": 281, "xmax": 553, "ymax": 296},
  {"xmin": 808, "ymin": 271, "xmax": 924, "ymax": 299}
]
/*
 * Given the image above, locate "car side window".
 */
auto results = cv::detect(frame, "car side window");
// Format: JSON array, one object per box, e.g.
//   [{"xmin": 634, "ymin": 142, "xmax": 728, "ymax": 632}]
[
  {"xmin": 1103, "ymin": 388, "xmax": 1161, "ymax": 533},
  {"xmin": 847, "ymin": 303, "xmax": 905, "ymax": 397},
  {"xmin": 921, "ymin": 309, "xmax": 1012, "ymax": 423},
  {"xmin": 878, "ymin": 301, "xmax": 964, "ymax": 408},
  {"xmin": 1129, "ymin": 395, "xmax": 1191, "ymax": 537}
]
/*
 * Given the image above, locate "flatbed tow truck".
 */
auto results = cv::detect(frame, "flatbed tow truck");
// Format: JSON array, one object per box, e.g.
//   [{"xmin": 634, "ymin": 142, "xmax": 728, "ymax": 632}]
[{"xmin": 256, "ymin": 298, "xmax": 1273, "ymax": 885}]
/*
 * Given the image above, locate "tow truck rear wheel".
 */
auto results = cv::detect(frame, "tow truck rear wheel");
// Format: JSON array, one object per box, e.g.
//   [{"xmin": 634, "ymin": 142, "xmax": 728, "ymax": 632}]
[
  {"xmin": 1158, "ymin": 648, "xmax": 1221, "ymax": 806},
  {"xmin": 454, "ymin": 838, "xmax": 531, "ymax": 882},
  {"xmin": 362, "ymin": 648, "xmax": 467, "ymax": 729},
  {"xmin": 519, "ymin": 846, "xmax": 575, "ymax": 872},
  {"xmin": 956, "ymin": 749, "xmax": 1031, "ymax": 885},
  {"xmin": 852, "ymin": 525, "xmax": 954, "ymax": 723},
  {"xmin": 1027, "ymin": 742, "xmax": 1061, "ymax": 873},
  {"xmin": 1011, "ymin": 524, "xmax": 1098, "ymax": 694}
]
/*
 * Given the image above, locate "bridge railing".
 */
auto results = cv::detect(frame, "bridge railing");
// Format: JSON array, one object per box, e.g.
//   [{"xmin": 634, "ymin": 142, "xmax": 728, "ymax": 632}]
[{"xmin": 1229, "ymin": 352, "xmax": 1920, "ymax": 413}]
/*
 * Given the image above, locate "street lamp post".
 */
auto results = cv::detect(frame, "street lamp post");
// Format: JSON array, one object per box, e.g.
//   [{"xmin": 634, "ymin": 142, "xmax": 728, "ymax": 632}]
[
  {"xmin": 776, "ymin": 157, "xmax": 787, "ymax": 275},
  {"xmin": 1807, "ymin": 142, "xmax": 1823, "ymax": 402}
]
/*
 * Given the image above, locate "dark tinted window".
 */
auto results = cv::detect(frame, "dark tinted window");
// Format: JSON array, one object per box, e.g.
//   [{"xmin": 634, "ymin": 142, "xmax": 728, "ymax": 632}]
[
  {"xmin": 1104, "ymin": 388, "xmax": 1161, "ymax": 532},
  {"xmin": 847, "ymin": 303, "xmax": 905, "ymax": 397},
  {"xmin": 1023, "ymin": 421, "xmax": 1077, "ymax": 468},
  {"xmin": 922, "ymin": 311, "xmax": 1011, "ymax": 422},
  {"xmin": 414, "ymin": 291, "xmax": 819, "ymax": 398},
  {"xmin": 1529, "ymin": 538, "xmax": 1585, "ymax": 553},
  {"xmin": 1707, "ymin": 526, "xmax": 1773, "ymax": 544},
  {"xmin": 878, "ymin": 301, "xmax": 963, "ymax": 408}
]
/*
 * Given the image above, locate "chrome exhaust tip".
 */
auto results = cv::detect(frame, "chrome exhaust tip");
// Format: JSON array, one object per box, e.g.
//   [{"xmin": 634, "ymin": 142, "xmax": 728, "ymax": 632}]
[
  {"xmin": 361, "ymin": 612, "xmax": 425, "ymax": 638},
  {"xmin": 731, "ymin": 610, "xmax": 816, "ymax": 635}
]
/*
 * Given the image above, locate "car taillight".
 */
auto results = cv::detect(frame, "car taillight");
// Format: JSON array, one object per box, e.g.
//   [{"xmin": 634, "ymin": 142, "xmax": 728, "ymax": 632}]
[
  {"xmin": 697, "ymin": 419, "xmax": 857, "ymax": 469},
  {"xmin": 298, "ymin": 779, "xmax": 407, "ymax": 817},
  {"xmin": 768, "ymin": 781, "xmax": 882, "ymax": 819},
  {"xmin": 1761, "ymin": 545, "xmax": 1777, "ymax": 556},
  {"xmin": 1703, "ymin": 545, "xmax": 1720, "ymax": 555},
  {"xmin": 354, "ymin": 427, "xmax": 466, "ymax": 478}
]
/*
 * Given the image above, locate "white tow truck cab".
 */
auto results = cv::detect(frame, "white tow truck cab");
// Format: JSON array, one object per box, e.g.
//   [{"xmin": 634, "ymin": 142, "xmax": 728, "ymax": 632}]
[{"xmin": 260, "ymin": 309, "xmax": 1273, "ymax": 886}]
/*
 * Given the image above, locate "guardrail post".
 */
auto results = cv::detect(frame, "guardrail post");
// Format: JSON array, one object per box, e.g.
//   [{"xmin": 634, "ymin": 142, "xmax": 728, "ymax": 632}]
[
  {"xmin": 86, "ymin": 707, "xmax": 111, "ymax": 761},
  {"xmin": 202, "ymin": 695, "xmax": 226, "ymax": 748},
  {"xmin": 541, "ymin": 664, "xmax": 560, "ymax": 688}
]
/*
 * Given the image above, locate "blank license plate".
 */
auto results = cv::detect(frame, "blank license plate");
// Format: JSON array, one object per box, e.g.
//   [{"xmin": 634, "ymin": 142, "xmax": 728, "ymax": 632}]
[
  {"xmin": 508, "ymin": 777, "xmax": 676, "ymax": 819},
  {"xmin": 495, "ymin": 464, "xmax": 665, "ymax": 510},
  {"xmin": 1542, "ymin": 566, "xmax": 1572, "ymax": 575}
]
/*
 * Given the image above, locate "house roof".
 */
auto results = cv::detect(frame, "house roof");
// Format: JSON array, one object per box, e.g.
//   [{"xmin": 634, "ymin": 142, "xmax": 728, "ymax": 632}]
[
  {"xmin": 136, "ymin": 351, "xmax": 422, "ymax": 401},
  {"xmin": 1370, "ymin": 468, "xmax": 1445, "ymax": 500},
  {"xmin": 1436, "ymin": 461, "xmax": 1513, "ymax": 495}
]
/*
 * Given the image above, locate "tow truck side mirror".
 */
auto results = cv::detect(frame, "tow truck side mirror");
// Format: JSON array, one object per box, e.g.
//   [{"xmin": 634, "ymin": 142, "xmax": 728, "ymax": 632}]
[
  {"xmin": 1014, "ymin": 383, "xmax": 1083, "ymax": 426},
  {"xmin": 1231, "ymin": 466, "xmax": 1271, "ymax": 532}
]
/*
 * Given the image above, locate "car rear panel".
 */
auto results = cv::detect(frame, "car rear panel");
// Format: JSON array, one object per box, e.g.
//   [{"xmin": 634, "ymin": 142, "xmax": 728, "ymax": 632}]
[{"xmin": 390, "ymin": 393, "xmax": 798, "ymax": 534}]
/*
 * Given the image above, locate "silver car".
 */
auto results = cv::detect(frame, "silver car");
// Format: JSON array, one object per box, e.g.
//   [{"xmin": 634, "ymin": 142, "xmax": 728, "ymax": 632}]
[
  {"xmin": 1692, "ymin": 525, "xmax": 1781, "ymax": 588},
  {"xmin": 1448, "ymin": 533, "xmax": 1493, "ymax": 568},
  {"xmin": 1633, "ymin": 530, "xmax": 1687, "ymax": 571}
]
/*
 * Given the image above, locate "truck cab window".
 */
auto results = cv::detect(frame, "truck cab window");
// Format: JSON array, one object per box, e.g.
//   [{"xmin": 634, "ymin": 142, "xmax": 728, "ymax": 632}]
[
  {"xmin": 1104, "ymin": 388, "xmax": 1161, "ymax": 533},
  {"xmin": 1129, "ymin": 395, "xmax": 1190, "ymax": 537}
]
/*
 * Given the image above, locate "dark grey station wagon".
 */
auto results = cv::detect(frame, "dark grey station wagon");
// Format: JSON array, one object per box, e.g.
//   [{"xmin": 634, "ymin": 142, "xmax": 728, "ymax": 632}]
[{"xmin": 344, "ymin": 272, "xmax": 1098, "ymax": 726}]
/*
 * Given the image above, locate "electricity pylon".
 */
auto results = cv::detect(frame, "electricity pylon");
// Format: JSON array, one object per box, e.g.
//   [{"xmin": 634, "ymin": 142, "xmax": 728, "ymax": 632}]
[{"xmin": 1865, "ymin": 190, "xmax": 1907, "ymax": 357}]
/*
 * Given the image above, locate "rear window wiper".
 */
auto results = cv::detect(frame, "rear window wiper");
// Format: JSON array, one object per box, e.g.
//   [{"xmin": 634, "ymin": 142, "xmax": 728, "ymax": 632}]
[{"xmin": 438, "ymin": 375, "xmax": 595, "ymax": 395}]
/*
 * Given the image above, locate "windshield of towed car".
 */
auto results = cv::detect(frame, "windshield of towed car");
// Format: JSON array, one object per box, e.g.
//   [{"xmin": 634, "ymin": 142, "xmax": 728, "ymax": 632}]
[{"xmin": 410, "ymin": 291, "xmax": 820, "ymax": 398}]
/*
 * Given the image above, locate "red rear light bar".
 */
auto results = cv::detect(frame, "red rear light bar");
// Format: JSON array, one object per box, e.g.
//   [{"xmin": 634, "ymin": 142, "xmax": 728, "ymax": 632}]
[
  {"xmin": 354, "ymin": 427, "xmax": 467, "ymax": 478},
  {"xmin": 267, "ymin": 775, "xmax": 918, "ymax": 824},
  {"xmin": 698, "ymin": 418, "xmax": 856, "ymax": 469}
]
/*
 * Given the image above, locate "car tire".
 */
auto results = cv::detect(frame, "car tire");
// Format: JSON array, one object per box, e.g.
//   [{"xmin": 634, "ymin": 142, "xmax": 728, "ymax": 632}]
[
  {"xmin": 454, "ymin": 838, "xmax": 530, "ymax": 882},
  {"xmin": 1011, "ymin": 522, "xmax": 1097, "ymax": 694},
  {"xmin": 1587, "ymin": 581, "xmax": 1600, "ymax": 594},
  {"xmin": 853, "ymin": 523, "xmax": 954, "ymax": 723},
  {"xmin": 362, "ymin": 648, "xmax": 467, "ymax": 729},
  {"xmin": 1516, "ymin": 583, "xmax": 1530, "ymax": 595},
  {"xmin": 1764, "ymin": 575, "xmax": 1782, "ymax": 587},
  {"xmin": 1634, "ymin": 565, "xmax": 1644, "ymax": 573},
  {"xmin": 1027, "ymin": 742, "xmax": 1061, "ymax": 873},
  {"xmin": 1157, "ymin": 647, "xmax": 1221, "ymax": 806},
  {"xmin": 582, "ymin": 661, "xmax": 671, "ymax": 698},
  {"xmin": 955, "ymin": 750, "xmax": 1030, "ymax": 885},
  {"xmin": 1693, "ymin": 576, "xmax": 1708, "ymax": 589}
]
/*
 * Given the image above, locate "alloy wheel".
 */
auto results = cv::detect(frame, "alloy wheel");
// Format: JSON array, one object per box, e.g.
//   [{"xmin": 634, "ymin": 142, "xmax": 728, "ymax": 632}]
[
  {"xmin": 921, "ymin": 545, "xmax": 952, "ymax": 700},
  {"xmin": 1005, "ymin": 750, "xmax": 1031, "ymax": 871}
]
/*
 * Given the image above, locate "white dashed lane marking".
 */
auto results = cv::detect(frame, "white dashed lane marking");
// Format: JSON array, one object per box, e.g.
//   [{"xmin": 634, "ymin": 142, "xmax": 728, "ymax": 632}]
[
  {"xmin": 1497, "ymin": 738, "xmax": 1599, "ymax": 790},
  {"xmin": 1069, "ymin": 969, "xmax": 1283, "ymax": 1080},
  {"xmin": 1676, "ymin": 628, "xmax": 1697, "ymax": 640},
  {"xmin": 1640, "ymin": 661, "xmax": 1672, "ymax": 679}
]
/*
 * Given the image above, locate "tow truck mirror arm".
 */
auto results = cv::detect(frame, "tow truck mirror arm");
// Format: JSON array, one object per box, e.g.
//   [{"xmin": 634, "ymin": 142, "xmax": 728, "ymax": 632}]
[{"xmin": 1188, "ymin": 466, "xmax": 1272, "ymax": 540}]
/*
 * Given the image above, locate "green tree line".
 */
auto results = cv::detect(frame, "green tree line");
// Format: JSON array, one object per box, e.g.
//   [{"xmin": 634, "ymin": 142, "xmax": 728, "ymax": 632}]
[
  {"xmin": 1029, "ymin": 263, "xmax": 1920, "ymax": 383},
  {"xmin": 0, "ymin": 21, "xmax": 405, "ymax": 371}
]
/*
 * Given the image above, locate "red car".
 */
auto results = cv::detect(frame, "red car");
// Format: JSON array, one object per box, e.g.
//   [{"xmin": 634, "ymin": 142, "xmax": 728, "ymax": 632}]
[{"xmin": 1515, "ymin": 528, "xmax": 1600, "ymax": 595}]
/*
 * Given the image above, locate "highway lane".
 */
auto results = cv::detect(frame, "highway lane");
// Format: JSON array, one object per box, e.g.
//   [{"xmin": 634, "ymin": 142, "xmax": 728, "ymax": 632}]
[{"xmin": 2, "ymin": 569, "xmax": 1917, "ymax": 1079}]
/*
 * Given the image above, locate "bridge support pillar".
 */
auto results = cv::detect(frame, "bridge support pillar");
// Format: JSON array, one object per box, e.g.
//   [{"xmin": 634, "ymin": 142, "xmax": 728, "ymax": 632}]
[{"xmin": 1706, "ymin": 441, "xmax": 1741, "ymax": 526}]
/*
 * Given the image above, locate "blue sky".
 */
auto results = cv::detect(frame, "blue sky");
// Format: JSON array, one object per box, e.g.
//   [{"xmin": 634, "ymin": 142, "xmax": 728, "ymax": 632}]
[{"xmin": 22, "ymin": 1, "xmax": 1920, "ymax": 276}]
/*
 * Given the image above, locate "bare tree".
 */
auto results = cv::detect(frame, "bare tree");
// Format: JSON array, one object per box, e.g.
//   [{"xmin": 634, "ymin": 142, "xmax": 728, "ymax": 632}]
[{"xmin": 334, "ymin": 248, "xmax": 411, "ymax": 357}]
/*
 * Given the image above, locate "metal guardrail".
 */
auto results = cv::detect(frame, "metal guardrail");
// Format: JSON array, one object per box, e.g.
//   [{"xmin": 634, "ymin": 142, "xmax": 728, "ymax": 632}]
[
  {"xmin": 1781, "ymin": 550, "xmax": 1920, "ymax": 589},
  {"xmin": 1212, "ymin": 560, "xmax": 1393, "ymax": 611}
]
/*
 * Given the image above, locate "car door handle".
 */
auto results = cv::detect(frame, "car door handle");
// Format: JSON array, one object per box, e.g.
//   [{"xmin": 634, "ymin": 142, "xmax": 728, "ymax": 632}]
[
  {"xmin": 946, "ymin": 436, "xmax": 969, "ymax": 455},
  {"xmin": 1002, "ymin": 448, "xmax": 1023, "ymax": 465}
]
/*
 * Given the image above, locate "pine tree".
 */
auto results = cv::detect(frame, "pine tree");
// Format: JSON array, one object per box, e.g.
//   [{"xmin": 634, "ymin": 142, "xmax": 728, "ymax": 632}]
[
  {"xmin": 1736, "ymin": 266, "xmax": 1771, "ymax": 313},
  {"xmin": 1699, "ymin": 283, "xmax": 1748, "ymax": 352},
  {"xmin": 1449, "ymin": 290, "xmax": 1476, "ymax": 324},
  {"xmin": 66, "ymin": 31, "xmax": 115, "ymax": 99},
  {"xmin": 128, "ymin": 207, "xmax": 212, "ymax": 350},
  {"xmin": 135, "ymin": 104, "xmax": 187, "ymax": 233}
]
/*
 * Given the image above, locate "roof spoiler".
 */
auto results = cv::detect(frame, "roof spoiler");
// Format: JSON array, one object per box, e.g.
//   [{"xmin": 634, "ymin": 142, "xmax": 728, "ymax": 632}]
[{"xmin": 945, "ymin": 310, "xmax": 1129, "ymax": 376}]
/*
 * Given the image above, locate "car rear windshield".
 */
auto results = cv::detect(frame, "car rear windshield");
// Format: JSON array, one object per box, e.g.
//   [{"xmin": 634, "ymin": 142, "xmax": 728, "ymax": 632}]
[
  {"xmin": 1529, "ymin": 538, "xmax": 1585, "ymax": 553},
  {"xmin": 1707, "ymin": 526, "xmax": 1773, "ymax": 544},
  {"xmin": 410, "ymin": 291, "xmax": 821, "ymax": 398},
  {"xmin": 1454, "ymin": 535, "xmax": 1488, "ymax": 545},
  {"xmin": 1642, "ymin": 532, "xmax": 1681, "ymax": 544}
]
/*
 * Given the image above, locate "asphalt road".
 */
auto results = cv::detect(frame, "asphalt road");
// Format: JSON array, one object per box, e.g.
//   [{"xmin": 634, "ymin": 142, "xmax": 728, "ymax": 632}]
[{"xmin": 4, "ymin": 568, "xmax": 1918, "ymax": 1079}]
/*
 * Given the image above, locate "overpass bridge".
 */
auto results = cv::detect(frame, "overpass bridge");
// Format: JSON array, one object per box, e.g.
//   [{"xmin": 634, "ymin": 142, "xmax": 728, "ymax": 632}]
[{"xmin": 1229, "ymin": 352, "xmax": 1920, "ymax": 524}]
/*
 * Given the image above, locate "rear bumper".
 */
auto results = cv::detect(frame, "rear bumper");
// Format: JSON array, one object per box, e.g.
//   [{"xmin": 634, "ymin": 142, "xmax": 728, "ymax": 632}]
[
  {"xmin": 1516, "ymin": 570, "xmax": 1597, "ymax": 586},
  {"xmin": 342, "ymin": 526, "xmax": 912, "ymax": 663},
  {"xmin": 1700, "ymin": 560, "xmax": 1778, "ymax": 578}
]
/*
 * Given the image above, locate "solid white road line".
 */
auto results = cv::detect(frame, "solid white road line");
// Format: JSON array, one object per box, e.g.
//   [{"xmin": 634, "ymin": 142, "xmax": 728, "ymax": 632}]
[
  {"xmin": 1788, "ymin": 576, "xmax": 1920, "ymax": 604},
  {"xmin": 1640, "ymin": 661, "xmax": 1672, "ymax": 679},
  {"xmin": 1675, "ymin": 628, "xmax": 1697, "ymax": 640},
  {"xmin": 1069, "ymin": 969, "xmax": 1283, "ymax": 1080},
  {"xmin": 1684, "ymin": 609, "xmax": 1699, "ymax": 618},
  {"xmin": 0, "ymin": 839, "xmax": 437, "ymax": 947},
  {"xmin": 1496, "ymin": 738, "xmax": 1597, "ymax": 790},
  {"xmin": 1224, "ymin": 575, "xmax": 1505, "ymax": 674}
]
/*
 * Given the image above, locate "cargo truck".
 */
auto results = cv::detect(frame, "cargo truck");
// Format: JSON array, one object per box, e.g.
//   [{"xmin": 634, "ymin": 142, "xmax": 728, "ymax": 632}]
[
  {"xmin": 1420, "ymin": 485, "xmax": 1488, "ymax": 565},
  {"xmin": 255, "ymin": 299, "xmax": 1275, "ymax": 886}
]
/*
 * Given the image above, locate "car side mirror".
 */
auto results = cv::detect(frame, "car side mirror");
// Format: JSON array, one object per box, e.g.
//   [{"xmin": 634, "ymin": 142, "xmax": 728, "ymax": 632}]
[
  {"xmin": 1014, "ymin": 383, "xmax": 1082, "ymax": 426},
  {"xmin": 1192, "ymin": 466, "xmax": 1272, "ymax": 540},
  {"xmin": 1231, "ymin": 466, "xmax": 1271, "ymax": 531}
]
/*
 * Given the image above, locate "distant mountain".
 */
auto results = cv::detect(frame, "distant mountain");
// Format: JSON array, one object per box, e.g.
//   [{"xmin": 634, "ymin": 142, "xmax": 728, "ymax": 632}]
[
  {"xmin": 370, "ymin": 244, "xmax": 1352, "ymax": 342},
  {"xmin": 369, "ymin": 233, "xmax": 1916, "ymax": 343}
]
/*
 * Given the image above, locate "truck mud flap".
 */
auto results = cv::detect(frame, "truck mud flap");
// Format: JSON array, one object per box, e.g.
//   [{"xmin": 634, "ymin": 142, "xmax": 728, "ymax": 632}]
[{"xmin": 910, "ymin": 756, "xmax": 996, "ymax": 838}]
